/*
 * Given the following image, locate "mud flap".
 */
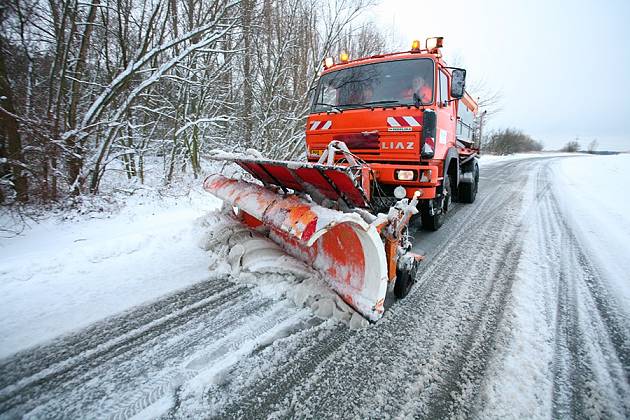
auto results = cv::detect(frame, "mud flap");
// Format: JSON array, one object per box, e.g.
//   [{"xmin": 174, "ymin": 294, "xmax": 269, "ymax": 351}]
[{"xmin": 203, "ymin": 174, "xmax": 389, "ymax": 321}]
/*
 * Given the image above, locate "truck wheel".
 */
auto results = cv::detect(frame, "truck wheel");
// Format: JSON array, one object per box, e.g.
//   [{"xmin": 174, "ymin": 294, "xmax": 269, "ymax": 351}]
[
  {"xmin": 394, "ymin": 257, "xmax": 419, "ymax": 298},
  {"xmin": 421, "ymin": 175, "xmax": 451, "ymax": 231},
  {"xmin": 459, "ymin": 164, "xmax": 479, "ymax": 204}
]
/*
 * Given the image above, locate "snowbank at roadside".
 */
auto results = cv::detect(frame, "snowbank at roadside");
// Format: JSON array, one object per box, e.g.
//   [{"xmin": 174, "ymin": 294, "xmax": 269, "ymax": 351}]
[
  {"xmin": 553, "ymin": 153, "xmax": 630, "ymax": 310},
  {"xmin": 0, "ymin": 187, "xmax": 221, "ymax": 358}
]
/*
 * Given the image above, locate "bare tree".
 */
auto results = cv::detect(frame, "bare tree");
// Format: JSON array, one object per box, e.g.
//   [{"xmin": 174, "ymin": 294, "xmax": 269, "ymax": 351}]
[
  {"xmin": 561, "ymin": 139, "xmax": 580, "ymax": 153},
  {"xmin": 483, "ymin": 128, "xmax": 543, "ymax": 155},
  {"xmin": 468, "ymin": 78, "xmax": 502, "ymax": 122},
  {"xmin": 334, "ymin": 22, "xmax": 387, "ymax": 59},
  {"xmin": 0, "ymin": 31, "xmax": 28, "ymax": 203}
]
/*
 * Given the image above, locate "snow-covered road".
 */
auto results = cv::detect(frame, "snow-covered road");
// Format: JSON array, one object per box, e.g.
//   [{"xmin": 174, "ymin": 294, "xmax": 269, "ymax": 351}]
[{"xmin": 1, "ymin": 155, "xmax": 628, "ymax": 419}]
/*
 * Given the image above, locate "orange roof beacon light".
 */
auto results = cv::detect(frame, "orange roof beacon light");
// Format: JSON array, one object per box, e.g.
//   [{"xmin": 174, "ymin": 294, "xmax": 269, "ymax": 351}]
[
  {"xmin": 323, "ymin": 56, "xmax": 334, "ymax": 69},
  {"xmin": 339, "ymin": 51, "xmax": 349, "ymax": 64},
  {"xmin": 411, "ymin": 39, "xmax": 421, "ymax": 52},
  {"xmin": 426, "ymin": 36, "xmax": 444, "ymax": 53}
]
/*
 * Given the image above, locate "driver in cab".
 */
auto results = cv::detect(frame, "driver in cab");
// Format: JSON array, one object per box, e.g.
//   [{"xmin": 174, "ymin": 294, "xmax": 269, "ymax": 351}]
[{"xmin": 402, "ymin": 76, "xmax": 432, "ymax": 104}]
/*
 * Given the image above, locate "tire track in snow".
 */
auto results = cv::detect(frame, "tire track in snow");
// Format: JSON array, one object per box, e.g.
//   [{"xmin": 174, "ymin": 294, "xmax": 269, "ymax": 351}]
[
  {"xmin": 532, "ymin": 162, "xmax": 630, "ymax": 419},
  {"xmin": 210, "ymin": 325, "xmax": 350, "ymax": 419},
  {"xmin": 0, "ymin": 277, "xmax": 290, "ymax": 418},
  {"xmin": 403, "ymin": 161, "xmax": 529, "ymax": 419},
  {"xmin": 163, "ymin": 317, "xmax": 336, "ymax": 417},
  {"xmin": 420, "ymin": 227, "xmax": 524, "ymax": 419},
  {"xmin": 0, "ymin": 276, "xmax": 233, "ymax": 388},
  {"xmin": 110, "ymin": 304, "xmax": 309, "ymax": 420}
]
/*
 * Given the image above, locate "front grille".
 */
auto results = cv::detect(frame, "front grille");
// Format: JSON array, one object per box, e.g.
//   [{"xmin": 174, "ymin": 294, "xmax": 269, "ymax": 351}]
[{"xmin": 371, "ymin": 183, "xmax": 398, "ymax": 212}]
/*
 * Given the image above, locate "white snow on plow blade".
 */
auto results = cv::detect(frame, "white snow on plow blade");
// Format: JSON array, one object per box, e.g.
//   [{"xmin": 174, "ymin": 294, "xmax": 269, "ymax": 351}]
[{"xmin": 197, "ymin": 211, "xmax": 370, "ymax": 330}]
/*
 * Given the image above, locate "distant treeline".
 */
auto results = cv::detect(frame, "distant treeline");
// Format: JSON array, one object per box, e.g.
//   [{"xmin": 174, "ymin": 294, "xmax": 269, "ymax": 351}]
[
  {"xmin": 481, "ymin": 129, "xmax": 620, "ymax": 155},
  {"xmin": 482, "ymin": 128, "xmax": 543, "ymax": 155}
]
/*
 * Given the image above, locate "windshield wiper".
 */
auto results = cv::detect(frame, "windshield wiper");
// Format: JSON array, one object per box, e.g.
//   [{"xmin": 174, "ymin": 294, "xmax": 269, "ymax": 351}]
[
  {"xmin": 313, "ymin": 102, "xmax": 341, "ymax": 113},
  {"xmin": 334, "ymin": 100, "xmax": 402, "ymax": 110},
  {"xmin": 362, "ymin": 100, "xmax": 401, "ymax": 107}
]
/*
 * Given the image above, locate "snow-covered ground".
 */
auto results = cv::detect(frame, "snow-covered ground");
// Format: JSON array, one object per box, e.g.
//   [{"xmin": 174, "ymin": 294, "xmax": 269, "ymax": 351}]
[
  {"xmin": 0, "ymin": 171, "xmax": 363, "ymax": 360},
  {"xmin": 0, "ymin": 188, "xmax": 220, "ymax": 358},
  {"xmin": 478, "ymin": 151, "xmax": 581, "ymax": 166},
  {"xmin": 1, "ymin": 153, "xmax": 628, "ymax": 418},
  {"xmin": 478, "ymin": 153, "xmax": 630, "ymax": 418},
  {"xmin": 554, "ymin": 153, "xmax": 630, "ymax": 311}
]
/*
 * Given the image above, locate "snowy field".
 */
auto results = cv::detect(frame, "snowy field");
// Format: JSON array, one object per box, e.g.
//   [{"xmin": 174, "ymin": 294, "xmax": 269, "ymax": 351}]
[
  {"xmin": 1, "ymin": 153, "xmax": 629, "ymax": 418},
  {"xmin": 0, "ymin": 187, "xmax": 221, "ymax": 358}
]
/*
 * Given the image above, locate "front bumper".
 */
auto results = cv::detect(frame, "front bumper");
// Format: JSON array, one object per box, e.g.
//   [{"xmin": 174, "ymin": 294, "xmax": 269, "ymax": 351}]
[{"xmin": 369, "ymin": 163, "xmax": 439, "ymax": 200}]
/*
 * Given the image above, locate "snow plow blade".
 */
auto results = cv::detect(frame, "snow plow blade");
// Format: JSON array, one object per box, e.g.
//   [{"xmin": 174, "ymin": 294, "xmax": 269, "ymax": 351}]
[
  {"xmin": 203, "ymin": 174, "xmax": 389, "ymax": 321},
  {"xmin": 209, "ymin": 154, "xmax": 372, "ymax": 209}
]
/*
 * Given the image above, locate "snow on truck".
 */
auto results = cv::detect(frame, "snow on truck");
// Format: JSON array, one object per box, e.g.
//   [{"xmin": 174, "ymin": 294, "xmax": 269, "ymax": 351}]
[{"xmin": 204, "ymin": 37, "xmax": 480, "ymax": 321}]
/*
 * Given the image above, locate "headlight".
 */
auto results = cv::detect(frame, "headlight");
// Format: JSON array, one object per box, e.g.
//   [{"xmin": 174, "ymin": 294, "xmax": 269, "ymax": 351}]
[{"xmin": 395, "ymin": 169, "xmax": 417, "ymax": 181}]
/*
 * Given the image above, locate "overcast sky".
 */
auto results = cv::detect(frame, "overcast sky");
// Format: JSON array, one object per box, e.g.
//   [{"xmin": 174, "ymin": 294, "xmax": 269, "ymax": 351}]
[{"xmin": 368, "ymin": 0, "xmax": 630, "ymax": 151}]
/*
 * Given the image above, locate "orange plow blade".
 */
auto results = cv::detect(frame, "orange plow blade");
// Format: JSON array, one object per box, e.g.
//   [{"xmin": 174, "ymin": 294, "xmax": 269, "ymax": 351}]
[{"xmin": 203, "ymin": 174, "xmax": 389, "ymax": 321}]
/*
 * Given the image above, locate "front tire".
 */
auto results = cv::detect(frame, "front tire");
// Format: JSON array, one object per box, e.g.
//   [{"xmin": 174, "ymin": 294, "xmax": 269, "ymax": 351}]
[
  {"xmin": 421, "ymin": 175, "xmax": 451, "ymax": 231},
  {"xmin": 459, "ymin": 164, "xmax": 479, "ymax": 203}
]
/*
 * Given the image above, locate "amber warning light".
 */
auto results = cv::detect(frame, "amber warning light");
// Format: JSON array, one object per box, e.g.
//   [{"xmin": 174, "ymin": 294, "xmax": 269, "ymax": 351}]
[{"xmin": 411, "ymin": 40, "xmax": 421, "ymax": 51}]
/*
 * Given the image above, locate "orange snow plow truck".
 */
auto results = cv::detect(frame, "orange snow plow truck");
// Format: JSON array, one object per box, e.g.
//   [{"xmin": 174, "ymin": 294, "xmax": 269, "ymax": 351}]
[{"xmin": 204, "ymin": 38, "xmax": 480, "ymax": 321}]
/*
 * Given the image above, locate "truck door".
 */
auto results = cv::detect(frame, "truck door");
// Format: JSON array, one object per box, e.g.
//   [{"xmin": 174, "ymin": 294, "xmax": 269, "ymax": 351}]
[{"xmin": 436, "ymin": 69, "xmax": 456, "ymax": 155}]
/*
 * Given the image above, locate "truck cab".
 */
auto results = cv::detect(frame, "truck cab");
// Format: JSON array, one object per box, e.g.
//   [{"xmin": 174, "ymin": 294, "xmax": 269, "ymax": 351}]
[{"xmin": 306, "ymin": 38, "xmax": 480, "ymax": 230}]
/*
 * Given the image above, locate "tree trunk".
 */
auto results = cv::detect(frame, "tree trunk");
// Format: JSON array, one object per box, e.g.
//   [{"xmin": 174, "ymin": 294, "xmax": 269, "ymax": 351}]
[
  {"xmin": 0, "ymin": 34, "xmax": 28, "ymax": 203},
  {"xmin": 241, "ymin": 0, "xmax": 254, "ymax": 147},
  {"xmin": 66, "ymin": 0, "xmax": 99, "ymax": 194}
]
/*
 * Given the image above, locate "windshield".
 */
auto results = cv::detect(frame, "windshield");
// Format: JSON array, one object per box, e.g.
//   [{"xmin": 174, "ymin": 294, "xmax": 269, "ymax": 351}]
[{"xmin": 312, "ymin": 58, "xmax": 434, "ymax": 113}]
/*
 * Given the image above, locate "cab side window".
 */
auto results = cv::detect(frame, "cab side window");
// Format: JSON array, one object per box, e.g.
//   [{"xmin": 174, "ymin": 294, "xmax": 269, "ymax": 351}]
[{"xmin": 439, "ymin": 71, "xmax": 449, "ymax": 105}]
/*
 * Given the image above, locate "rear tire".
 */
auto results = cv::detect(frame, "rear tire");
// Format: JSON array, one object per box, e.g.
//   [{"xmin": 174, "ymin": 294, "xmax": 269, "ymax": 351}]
[{"xmin": 421, "ymin": 175, "xmax": 451, "ymax": 231}]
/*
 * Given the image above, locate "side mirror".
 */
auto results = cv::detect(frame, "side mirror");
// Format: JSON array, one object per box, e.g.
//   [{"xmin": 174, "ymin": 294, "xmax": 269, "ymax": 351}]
[{"xmin": 450, "ymin": 68, "xmax": 466, "ymax": 99}]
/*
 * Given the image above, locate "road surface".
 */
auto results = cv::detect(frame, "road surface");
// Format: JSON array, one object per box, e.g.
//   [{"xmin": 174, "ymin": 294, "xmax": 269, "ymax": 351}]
[{"xmin": 1, "ymin": 156, "xmax": 628, "ymax": 419}]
